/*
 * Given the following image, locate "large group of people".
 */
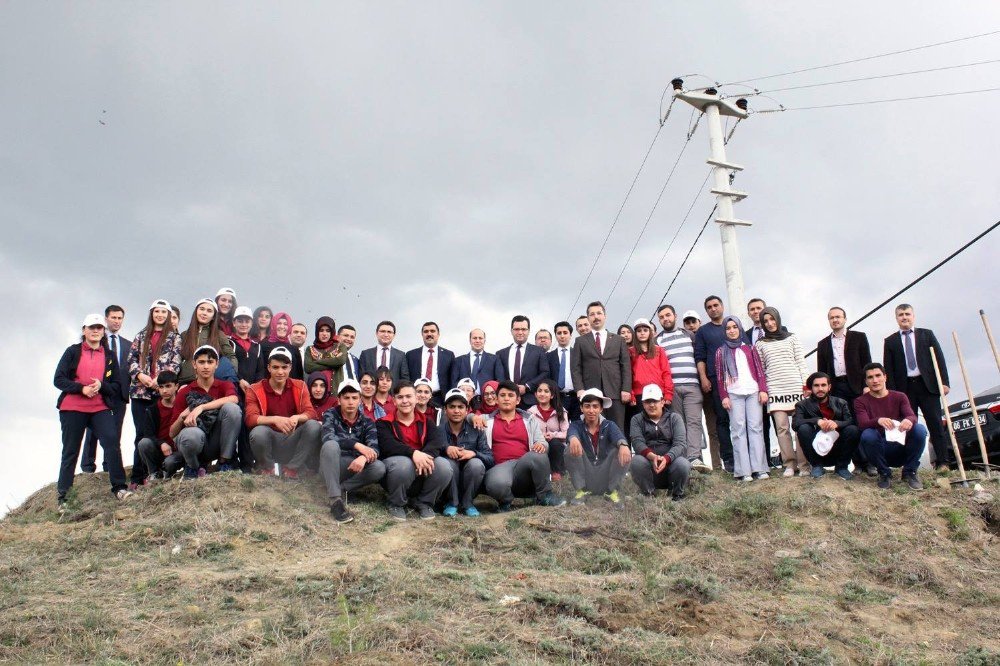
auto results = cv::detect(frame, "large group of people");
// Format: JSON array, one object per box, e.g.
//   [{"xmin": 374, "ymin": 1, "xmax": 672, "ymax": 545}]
[{"xmin": 53, "ymin": 289, "xmax": 951, "ymax": 523}]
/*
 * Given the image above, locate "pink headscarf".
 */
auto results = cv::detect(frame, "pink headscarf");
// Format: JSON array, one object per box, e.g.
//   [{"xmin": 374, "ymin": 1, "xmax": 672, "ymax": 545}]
[{"xmin": 268, "ymin": 312, "xmax": 293, "ymax": 343}]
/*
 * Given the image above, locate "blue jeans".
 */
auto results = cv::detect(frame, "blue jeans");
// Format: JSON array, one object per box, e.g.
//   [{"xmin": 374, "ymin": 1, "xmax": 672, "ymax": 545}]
[
  {"xmin": 727, "ymin": 392, "xmax": 768, "ymax": 477},
  {"xmin": 860, "ymin": 425, "xmax": 927, "ymax": 477}
]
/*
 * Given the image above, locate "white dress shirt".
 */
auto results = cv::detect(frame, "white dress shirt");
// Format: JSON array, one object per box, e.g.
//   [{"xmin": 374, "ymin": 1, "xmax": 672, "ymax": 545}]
[
  {"xmin": 420, "ymin": 345, "xmax": 440, "ymax": 392},
  {"xmin": 830, "ymin": 330, "xmax": 847, "ymax": 377}
]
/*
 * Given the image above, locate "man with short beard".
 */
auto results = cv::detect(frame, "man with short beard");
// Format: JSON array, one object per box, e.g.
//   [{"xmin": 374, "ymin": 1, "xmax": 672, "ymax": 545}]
[
  {"xmin": 655, "ymin": 304, "xmax": 705, "ymax": 470},
  {"xmin": 793, "ymin": 372, "xmax": 859, "ymax": 480}
]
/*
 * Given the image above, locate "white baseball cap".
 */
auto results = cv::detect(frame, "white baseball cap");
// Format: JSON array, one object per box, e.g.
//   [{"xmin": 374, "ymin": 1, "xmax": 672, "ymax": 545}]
[
  {"xmin": 641, "ymin": 384, "xmax": 664, "ymax": 401},
  {"xmin": 82, "ymin": 313, "xmax": 105, "ymax": 328},
  {"xmin": 413, "ymin": 378, "xmax": 433, "ymax": 389},
  {"xmin": 682, "ymin": 310, "xmax": 701, "ymax": 322},
  {"xmin": 633, "ymin": 318, "xmax": 655, "ymax": 331},
  {"xmin": 233, "ymin": 306, "xmax": 253, "ymax": 319},
  {"xmin": 193, "ymin": 344, "xmax": 219, "ymax": 359},
  {"xmin": 337, "ymin": 378, "xmax": 362, "ymax": 395},
  {"xmin": 444, "ymin": 388, "xmax": 469, "ymax": 405},
  {"xmin": 195, "ymin": 298, "xmax": 217, "ymax": 311},
  {"xmin": 579, "ymin": 388, "xmax": 612, "ymax": 409},
  {"xmin": 268, "ymin": 346, "xmax": 293, "ymax": 362},
  {"xmin": 812, "ymin": 430, "xmax": 840, "ymax": 456},
  {"xmin": 215, "ymin": 287, "xmax": 237, "ymax": 299},
  {"xmin": 149, "ymin": 299, "xmax": 171, "ymax": 311},
  {"xmin": 456, "ymin": 377, "xmax": 476, "ymax": 389}
]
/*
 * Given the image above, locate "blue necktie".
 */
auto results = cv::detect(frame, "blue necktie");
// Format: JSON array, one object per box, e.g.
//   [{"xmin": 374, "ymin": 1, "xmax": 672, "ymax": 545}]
[
  {"xmin": 472, "ymin": 353, "xmax": 482, "ymax": 389},
  {"xmin": 558, "ymin": 348, "xmax": 567, "ymax": 390}
]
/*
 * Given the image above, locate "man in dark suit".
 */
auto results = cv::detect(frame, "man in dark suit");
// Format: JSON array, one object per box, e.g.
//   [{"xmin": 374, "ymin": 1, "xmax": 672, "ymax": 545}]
[
  {"xmin": 882, "ymin": 303, "xmax": 950, "ymax": 469},
  {"xmin": 405, "ymin": 322, "xmax": 455, "ymax": 407},
  {"xmin": 548, "ymin": 321, "xmax": 581, "ymax": 421},
  {"xmin": 82, "ymin": 304, "xmax": 131, "ymax": 473},
  {"xmin": 570, "ymin": 301, "xmax": 632, "ymax": 432},
  {"xmin": 450, "ymin": 328, "xmax": 502, "ymax": 394},
  {"xmin": 333, "ymin": 325, "xmax": 361, "ymax": 386},
  {"xmin": 359, "ymin": 320, "xmax": 410, "ymax": 384},
  {"xmin": 495, "ymin": 315, "xmax": 549, "ymax": 407}
]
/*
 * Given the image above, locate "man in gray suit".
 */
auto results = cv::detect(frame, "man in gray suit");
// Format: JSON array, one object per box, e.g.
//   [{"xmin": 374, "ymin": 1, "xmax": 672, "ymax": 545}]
[
  {"xmin": 82, "ymin": 304, "xmax": 131, "ymax": 473},
  {"xmin": 570, "ymin": 301, "xmax": 632, "ymax": 432},
  {"xmin": 359, "ymin": 320, "xmax": 410, "ymax": 385}
]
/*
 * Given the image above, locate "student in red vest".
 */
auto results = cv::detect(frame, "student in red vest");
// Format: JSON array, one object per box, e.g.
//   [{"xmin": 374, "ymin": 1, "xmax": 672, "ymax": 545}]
[
  {"xmin": 54, "ymin": 314, "xmax": 132, "ymax": 509},
  {"xmin": 135, "ymin": 371, "xmax": 184, "ymax": 481},
  {"xmin": 168, "ymin": 345, "xmax": 242, "ymax": 479},
  {"xmin": 482, "ymin": 381, "xmax": 566, "ymax": 511},
  {"xmin": 376, "ymin": 381, "xmax": 453, "ymax": 521},
  {"xmin": 245, "ymin": 347, "xmax": 321, "ymax": 478}
]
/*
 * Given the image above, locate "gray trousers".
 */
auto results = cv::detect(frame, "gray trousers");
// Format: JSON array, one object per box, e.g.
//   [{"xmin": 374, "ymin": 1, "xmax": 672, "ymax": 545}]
[
  {"xmin": 484, "ymin": 452, "xmax": 552, "ymax": 504},
  {"xmin": 439, "ymin": 456, "xmax": 487, "ymax": 509},
  {"xmin": 136, "ymin": 438, "xmax": 184, "ymax": 477},
  {"xmin": 382, "ymin": 455, "xmax": 454, "ymax": 509},
  {"xmin": 565, "ymin": 452, "xmax": 629, "ymax": 494},
  {"xmin": 175, "ymin": 402, "xmax": 242, "ymax": 469},
  {"xmin": 318, "ymin": 440, "xmax": 386, "ymax": 499},
  {"xmin": 249, "ymin": 420, "xmax": 321, "ymax": 470},
  {"xmin": 671, "ymin": 384, "xmax": 705, "ymax": 461},
  {"xmin": 630, "ymin": 455, "xmax": 691, "ymax": 496}
]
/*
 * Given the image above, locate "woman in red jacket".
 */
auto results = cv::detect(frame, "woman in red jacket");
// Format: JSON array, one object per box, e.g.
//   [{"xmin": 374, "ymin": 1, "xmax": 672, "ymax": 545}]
[{"xmin": 629, "ymin": 318, "xmax": 675, "ymax": 427}]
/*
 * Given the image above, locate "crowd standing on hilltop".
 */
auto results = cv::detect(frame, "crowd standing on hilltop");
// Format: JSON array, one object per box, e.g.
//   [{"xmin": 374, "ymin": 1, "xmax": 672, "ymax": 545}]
[{"xmin": 53, "ymin": 290, "xmax": 951, "ymax": 523}]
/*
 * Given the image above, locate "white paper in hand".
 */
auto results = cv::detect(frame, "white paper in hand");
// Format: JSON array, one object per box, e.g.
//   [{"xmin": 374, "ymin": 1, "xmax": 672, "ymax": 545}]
[{"xmin": 885, "ymin": 420, "xmax": 907, "ymax": 444}]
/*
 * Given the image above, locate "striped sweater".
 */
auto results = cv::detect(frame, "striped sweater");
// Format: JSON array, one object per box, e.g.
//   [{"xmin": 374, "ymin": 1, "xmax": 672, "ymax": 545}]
[
  {"xmin": 754, "ymin": 334, "xmax": 808, "ymax": 410},
  {"xmin": 656, "ymin": 329, "xmax": 698, "ymax": 385}
]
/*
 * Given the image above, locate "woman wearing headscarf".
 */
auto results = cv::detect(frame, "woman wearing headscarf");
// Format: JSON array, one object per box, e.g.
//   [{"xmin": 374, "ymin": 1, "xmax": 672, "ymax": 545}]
[
  {"xmin": 714, "ymin": 316, "xmax": 770, "ymax": 481},
  {"xmin": 307, "ymin": 371, "xmax": 339, "ymax": 422},
  {"xmin": 754, "ymin": 306, "xmax": 810, "ymax": 477},
  {"xmin": 303, "ymin": 316, "xmax": 348, "ymax": 389},
  {"xmin": 470, "ymin": 380, "xmax": 500, "ymax": 416},
  {"xmin": 257, "ymin": 312, "xmax": 304, "ymax": 381}
]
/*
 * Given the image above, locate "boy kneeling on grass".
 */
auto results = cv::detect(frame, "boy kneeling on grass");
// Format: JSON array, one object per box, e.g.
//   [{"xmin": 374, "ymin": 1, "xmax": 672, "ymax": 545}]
[
  {"xmin": 628, "ymin": 384, "xmax": 691, "ymax": 501},
  {"xmin": 566, "ymin": 389, "xmax": 632, "ymax": 505},
  {"xmin": 135, "ymin": 371, "xmax": 184, "ymax": 482}
]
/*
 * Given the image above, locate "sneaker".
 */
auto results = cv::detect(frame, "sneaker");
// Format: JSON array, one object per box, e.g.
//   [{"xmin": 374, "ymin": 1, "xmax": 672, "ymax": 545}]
[
  {"xmin": 671, "ymin": 491, "xmax": 686, "ymax": 502},
  {"xmin": 810, "ymin": 466, "xmax": 825, "ymax": 479},
  {"xmin": 865, "ymin": 464, "xmax": 879, "ymax": 478},
  {"xmin": 782, "ymin": 467, "xmax": 795, "ymax": 478},
  {"xmin": 415, "ymin": 504, "xmax": 435, "ymax": 520},
  {"xmin": 183, "ymin": 466, "xmax": 199, "ymax": 480},
  {"xmin": 282, "ymin": 467, "xmax": 300, "ymax": 481},
  {"xmin": 605, "ymin": 490, "xmax": 621, "ymax": 504},
  {"xmin": 497, "ymin": 502, "xmax": 513, "ymax": 513},
  {"xmin": 127, "ymin": 482, "xmax": 139, "ymax": 492},
  {"xmin": 753, "ymin": 472, "xmax": 770, "ymax": 481},
  {"xmin": 550, "ymin": 472, "xmax": 562, "ymax": 482},
  {"xmin": 903, "ymin": 473, "xmax": 922, "ymax": 491},
  {"xmin": 835, "ymin": 467, "xmax": 853, "ymax": 481},
  {"xmin": 330, "ymin": 499, "xmax": 354, "ymax": 523},
  {"xmin": 257, "ymin": 467, "xmax": 276, "ymax": 477},
  {"xmin": 740, "ymin": 475, "xmax": 754, "ymax": 483},
  {"xmin": 57, "ymin": 495, "xmax": 67, "ymax": 512},
  {"xmin": 388, "ymin": 505, "xmax": 407, "ymax": 521},
  {"xmin": 464, "ymin": 506, "xmax": 481, "ymax": 517},
  {"xmin": 197, "ymin": 467, "xmax": 207, "ymax": 478},
  {"xmin": 570, "ymin": 489, "xmax": 590, "ymax": 506},
  {"xmin": 115, "ymin": 489, "xmax": 134, "ymax": 501},
  {"xmin": 877, "ymin": 475, "xmax": 891, "ymax": 490},
  {"xmin": 538, "ymin": 492, "xmax": 567, "ymax": 507},
  {"xmin": 217, "ymin": 462, "xmax": 234, "ymax": 473},
  {"xmin": 691, "ymin": 460, "xmax": 711, "ymax": 473},
  {"xmin": 442, "ymin": 505, "xmax": 458, "ymax": 517}
]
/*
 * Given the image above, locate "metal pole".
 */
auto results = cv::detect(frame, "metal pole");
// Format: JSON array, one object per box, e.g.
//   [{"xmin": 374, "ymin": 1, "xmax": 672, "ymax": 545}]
[
  {"xmin": 952, "ymin": 331, "xmax": 992, "ymax": 480},
  {"xmin": 704, "ymin": 104, "xmax": 746, "ymax": 316},
  {"xmin": 981, "ymin": 310, "xmax": 1000, "ymax": 374},
  {"xmin": 930, "ymin": 347, "xmax": 968, "ymax": 485}
]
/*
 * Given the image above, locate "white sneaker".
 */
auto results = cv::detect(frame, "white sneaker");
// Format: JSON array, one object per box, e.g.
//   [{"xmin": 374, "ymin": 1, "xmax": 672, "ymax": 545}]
[
  {"xmin": 740, "ymin": 475, "xmax": 754, "ymax": 483},
  {"xmin": 115, "ymin": 489, "xmax": 134, "ymax": 501},
  {"xmin": 782, "ymin": 467, "xmax": 795, "ymax": 478},
  {"xmin": 755, "ymin": 472, "xmax": 770, "ymax": 480}
]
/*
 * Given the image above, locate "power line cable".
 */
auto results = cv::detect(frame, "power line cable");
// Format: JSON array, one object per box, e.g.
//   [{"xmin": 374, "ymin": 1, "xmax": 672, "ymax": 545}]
[
  {"xmin": 804, "ymin": 219, "xmax": 1000, "ymax": 357},
  {"xmin": 722, "ymin": 29, "xmax": 1000, "ymax": 86},
  {"xmin": 624, "ymin": 170, "xmax": 712, "ymax": 321},
  {"xmin": 605, "ymin": 133, "xmax": 695, "ymax": 306},
  {"xmin": 649, "ymin": 203, "xmax": 718, "ymax": 319},
  {"xmin": 745, "ymin": 58, "xmax": 1000, "ymax": 96},
  {"xmin": 755, "ymin": 86, "xmax": 1000, "ymax": 112},
  {"xmin": 564, "ymin": 124, "xmax": 664, "ymax": 320}
]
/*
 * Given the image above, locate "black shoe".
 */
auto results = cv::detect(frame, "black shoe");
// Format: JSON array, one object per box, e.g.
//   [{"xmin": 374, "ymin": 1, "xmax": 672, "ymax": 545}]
[
  {"xmin": 903, "ymin": 473, "xmax": 922, "ymax": 491},
  {"xmin": 671, "ymin": 491, "xmax": 686, "ymax": 502},
  {"xmin": 865, "ymin": 464, "xmax": 879, "ymax": 478},
  {"xmin": 877, "ymin": 475, "xmax": 891, "ymax": 490},
  {"xmin": 388, "ymin": 505, "xmax": 407, "ymax": 521},
  {"xmin": 330, "ymin": 499, "xmax": 354, "ymax": 523},
  {"xmin": 415, "ymin": 504, "xmax": 435, "ymax": 520}
]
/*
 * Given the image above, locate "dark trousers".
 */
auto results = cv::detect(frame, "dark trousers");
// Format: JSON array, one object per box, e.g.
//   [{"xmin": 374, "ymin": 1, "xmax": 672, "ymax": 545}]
[
  {"xmin": 796, "ymin": 424, "xmax": 859, "ymax": 469},
  {"xmin": 709, "ymin": 379, "xmax": 734, "ymax": 471},
  {"xmin": 830, "ymin": 376, "xmax": 868, "ymax": 467},
  {"xmin": 59, "ymin": 410, "xmax": 127, "ymax": 498},
  {"xmin": 126, "ymin": 398, "xmax": 156, "ymax": 483},
  {"xmin": 603, "ymin": 399, "xmax": 626, "ymax": 435},
  {"xmin": 548, "ymin": 437, "xmax": 566, "ymax": 474},
  {"xmin": 860, "ymin": 425, "xmax": 927, "ymax": 477},
  {"xmin": 81, "ymin": 402, "xmax": 127, "ymax": 473},
  {"xmin": 560, "ymin": 391, "xmax": 581, "ymax": 422},
  {"xmin": 905, "ymin": 377, "xmax": 948, "ymax": 465}
]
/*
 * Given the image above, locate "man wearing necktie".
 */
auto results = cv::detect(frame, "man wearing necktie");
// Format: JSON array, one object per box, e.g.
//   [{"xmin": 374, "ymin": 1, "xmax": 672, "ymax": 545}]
[
  {"xmin": 547, "ymin": 322, "xmax": 581, "ymax": 420},
  {"xmin": 450, "ymin": 328, "xmax": 502, "ymax": 394},
  {"xmin": 495, "ymin": 316, "xmax": 549, "ymax": 407},
  {"xmin": 570, "ymin": 301, "xmax": 632, "ymax": 433},
  {"xmin": 82, "ymin": 305, "xmax": 131, "ymax": 473},
  {"xmin": 332, "ymin": 325, "xmax": 360, "ymax": 388},
  {"xmin": 882, "ymin": 304, "xmax": 950, "ymax": 470},
  {"xmin": 405, "ymin": 322, "xmax": 455, "ymax": 407}
]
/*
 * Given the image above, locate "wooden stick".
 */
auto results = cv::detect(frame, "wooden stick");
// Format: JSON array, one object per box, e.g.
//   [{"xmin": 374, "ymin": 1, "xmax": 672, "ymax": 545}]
[
  {"xmin": 981, "ymin": 310, "xmax": 1000, "ymax": 374},
  {"xmin": 930, "ymin": 347, "xmax": 968, "ymax": 484},
  {"xmin": 952, "ymin": 331, "xmax": 992, "ymax": 480}
]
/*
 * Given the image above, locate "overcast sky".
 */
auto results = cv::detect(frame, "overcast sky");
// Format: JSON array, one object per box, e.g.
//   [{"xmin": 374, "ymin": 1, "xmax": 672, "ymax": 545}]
[{"xmin": 3, "ymin": 2, "xmax": 998, "ymax": 514}]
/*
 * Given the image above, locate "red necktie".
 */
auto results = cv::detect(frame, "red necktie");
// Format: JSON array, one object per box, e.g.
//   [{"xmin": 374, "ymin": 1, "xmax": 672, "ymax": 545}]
[
  {"xmin": 425, "ymin": 348, "xmax": 434, "ymax": 380},
  {"xmin": 380, "ymin": 347, "xmax": 388, "ymax": 369},
  {"xmin": 594, "ymin": 332, "xmax": 601, "ymax": 354}
]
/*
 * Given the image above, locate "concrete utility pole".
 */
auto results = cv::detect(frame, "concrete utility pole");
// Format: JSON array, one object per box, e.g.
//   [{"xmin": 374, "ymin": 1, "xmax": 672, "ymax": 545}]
[{"xmin": 670, "ymin": 79, "xmax": 751, "ymax": 317}]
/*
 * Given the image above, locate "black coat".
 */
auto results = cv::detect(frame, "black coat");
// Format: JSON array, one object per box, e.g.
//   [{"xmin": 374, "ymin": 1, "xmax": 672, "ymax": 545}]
[
  {"xmin": 233, "ymin": 339, "xmax": 262, "ymax": 384},
  {"xmin": 792, "ymin": 395, "xmax": 854, "ymax": 431},
  {"xmin": 54, "ymin": 342, "xmax": 122, "ymax": 410},
  {"xmin": 883, "ymin": 328, "xmax": 949, "ymax": 395},
  {"xmin": 816, "ymin": 330, "xmax": 872, "ymax": 395},
  {"xmin": 257, "ymin": 341, "xmax": 304, "ymax": 382}
]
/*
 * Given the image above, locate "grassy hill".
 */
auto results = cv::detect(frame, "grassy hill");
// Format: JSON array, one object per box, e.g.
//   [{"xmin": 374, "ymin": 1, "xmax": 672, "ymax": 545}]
[{"xmin": 2, "ymin": 469, "xmax": 999, "ymax": 665}]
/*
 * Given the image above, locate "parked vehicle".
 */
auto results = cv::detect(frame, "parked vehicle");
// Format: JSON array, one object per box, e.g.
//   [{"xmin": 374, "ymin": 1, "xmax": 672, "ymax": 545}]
[{"xmin": 944, "ymin": 385, "xmax": 1000, "ymax": 469}]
